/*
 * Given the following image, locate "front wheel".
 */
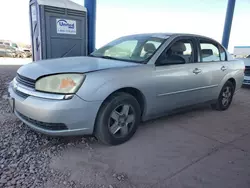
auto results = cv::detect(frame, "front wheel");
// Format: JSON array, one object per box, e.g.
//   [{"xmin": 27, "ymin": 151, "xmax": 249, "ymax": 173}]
[
  {"xmin": 211, "ymin": 81, "xmax": 235, "ymax": 111},
  {"xmin": 95, "ymin": 92, "xmax": 141, "ymax": 145}
]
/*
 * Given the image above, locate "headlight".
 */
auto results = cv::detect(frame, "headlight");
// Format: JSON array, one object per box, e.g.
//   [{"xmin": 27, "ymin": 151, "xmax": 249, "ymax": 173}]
[{"xmin": 35, "ymin": 74, "xmax": 85, "ymax": 94}]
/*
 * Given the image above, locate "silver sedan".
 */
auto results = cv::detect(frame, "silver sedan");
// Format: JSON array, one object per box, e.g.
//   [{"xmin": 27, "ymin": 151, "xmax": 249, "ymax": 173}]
[{"xmin": 8, "ymin": 33, "xmax": 245, "ymax": 145}]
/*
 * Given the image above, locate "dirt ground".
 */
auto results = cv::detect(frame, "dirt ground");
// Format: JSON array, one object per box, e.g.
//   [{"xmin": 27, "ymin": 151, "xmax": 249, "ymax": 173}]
[{"xmin": 0, "ymin": 64, "xmax": 250, "ymax": 188}]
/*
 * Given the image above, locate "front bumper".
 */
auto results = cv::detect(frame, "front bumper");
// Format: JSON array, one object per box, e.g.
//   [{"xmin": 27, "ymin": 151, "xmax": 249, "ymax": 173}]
[
  {"xmin": 8, "ymin": 85, "xmax": 102, "ymax": 136},
  {"xmin": 243, "ymin": 76, "xmax": 250, "ymax": 85}
]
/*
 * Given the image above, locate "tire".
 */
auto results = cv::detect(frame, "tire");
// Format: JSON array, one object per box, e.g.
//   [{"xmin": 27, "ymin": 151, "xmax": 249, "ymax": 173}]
[
  {"xmin": 211, "ymin": 81, "xmax": 235, "ymax": 111},
  {"xmin": 95, "ymin": 92, "xmax": 141, "ymax": 145}
]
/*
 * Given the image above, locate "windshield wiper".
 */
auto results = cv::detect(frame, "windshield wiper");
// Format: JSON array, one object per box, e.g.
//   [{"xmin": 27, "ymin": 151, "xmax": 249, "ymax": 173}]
[
  {"xmin": 99, "ymin": 56, "xmax": 119, "ymax": 60},
  {"xmin": 89, "ymin": 54, "xmax": 142, "ymax": 63},
  {"xmin": 90, "ymin": 55, "xmax": 120, "ymax": 60}
]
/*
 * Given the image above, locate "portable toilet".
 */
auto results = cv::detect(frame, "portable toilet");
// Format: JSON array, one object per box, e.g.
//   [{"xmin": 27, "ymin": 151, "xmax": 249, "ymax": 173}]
[{"xmin": 29, "ymin": 0, "xmax": 87, "ymax": 61}]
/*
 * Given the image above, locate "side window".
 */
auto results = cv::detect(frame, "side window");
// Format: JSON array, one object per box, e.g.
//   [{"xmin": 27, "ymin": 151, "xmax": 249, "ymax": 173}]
[
  {"xmin": 200, "ymin": 42, "xmax": 220, "ymax": 62},
  {"xmin": 104, "ymin": 40, "xmax": 137, "ymax": 58},
  {"xmin": 140, "ymin": 41, "xmax": 161, "ymax": 58},
  {"xmin": 157, "ymin": 39, "xmax": 194, "ymax": 65}
]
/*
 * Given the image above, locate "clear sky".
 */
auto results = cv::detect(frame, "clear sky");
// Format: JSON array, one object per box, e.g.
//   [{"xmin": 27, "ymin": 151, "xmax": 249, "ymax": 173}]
[{"xmin": 0, "ymin": 0, "xmax": 249, "ymax": 52}]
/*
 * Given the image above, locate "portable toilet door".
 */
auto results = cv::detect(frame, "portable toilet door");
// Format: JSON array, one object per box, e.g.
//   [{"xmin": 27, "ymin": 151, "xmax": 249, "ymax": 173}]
[{"xmin": 29, "ymin": 0, "xmax": 87, "ymax": 61}]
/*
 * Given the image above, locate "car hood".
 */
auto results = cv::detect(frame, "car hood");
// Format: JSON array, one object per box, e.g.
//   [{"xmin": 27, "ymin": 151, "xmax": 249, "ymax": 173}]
[{"xmin": 17, "ymin": 56, "xmax": 140, "ymax": 80}]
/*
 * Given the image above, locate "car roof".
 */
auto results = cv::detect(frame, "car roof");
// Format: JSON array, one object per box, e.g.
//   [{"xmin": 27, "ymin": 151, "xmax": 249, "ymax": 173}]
[{"xmin": 123, "ymin": 33, "xmax": 217, "ymax": 42}]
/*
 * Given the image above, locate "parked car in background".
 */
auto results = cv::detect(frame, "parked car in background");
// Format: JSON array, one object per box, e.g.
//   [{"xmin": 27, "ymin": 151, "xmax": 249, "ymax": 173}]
[
  {"xmin": 22, "ymin": 48, "xmax": 32, "ymax": 58},
  {"xmin": 0, "ymin": 40, "xmax": 31, "ymax": 58},
  {"xmin": 0, "ymin": 44, "xmax": 16, "ymax": 58},
  {"xmin": 8, "ymin": 33, "xmax": 244, "ymax": 145},
  {"xmin": 0, "ymin": 41, "xmax": 19, "ymax": 51},
  {"xmin": 238, "ymin": 55, "xmax": 250, "ymax": 85}
]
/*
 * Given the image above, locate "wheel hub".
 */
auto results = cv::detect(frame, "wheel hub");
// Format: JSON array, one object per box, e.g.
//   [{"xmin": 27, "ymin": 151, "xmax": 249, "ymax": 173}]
[{"xmin": 118, "ymin": 115, "xmax": 127, "ymax": 126}]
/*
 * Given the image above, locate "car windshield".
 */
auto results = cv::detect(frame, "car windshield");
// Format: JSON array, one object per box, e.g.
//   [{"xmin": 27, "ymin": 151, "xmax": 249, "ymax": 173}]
[{"xmin": 90, "ymin": 35, "xmax": 169, "ymax": 63}]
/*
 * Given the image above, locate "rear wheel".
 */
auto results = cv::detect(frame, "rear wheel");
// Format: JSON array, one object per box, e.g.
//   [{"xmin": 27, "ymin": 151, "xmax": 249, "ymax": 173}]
[
  {"xmin": 95, "ymin": 92, "xmax": 141, "ymax": 145},
  {"xmin": 211, "ymin": 81, "xmax": 235, "ymax": 111}
]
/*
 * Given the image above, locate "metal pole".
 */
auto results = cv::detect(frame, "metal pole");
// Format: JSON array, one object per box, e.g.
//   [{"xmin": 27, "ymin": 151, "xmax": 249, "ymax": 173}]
[
  {"xmin": 85, "ymin": 0, "xmax": 96, "ymax": 54},
  {"xmin": 222, "ymin": 0, "xmax": 236, "ymax": 49}
]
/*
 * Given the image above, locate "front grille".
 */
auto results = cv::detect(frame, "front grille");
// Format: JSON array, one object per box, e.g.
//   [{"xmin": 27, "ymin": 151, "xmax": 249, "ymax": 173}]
[
  {"xmin": 14, "ymin": 89, "xmax": 29, "ymax": 99},
  {"xmin": 16, "ymin": 74, "xmax": 35, "ymax": 88},
  {"xmin": 245, "ymin": 66, "xmax": 250, "ymax": 76},
  {"xmin": 17, "ymin": 111, "xmax": 68, "ymax": 131}
]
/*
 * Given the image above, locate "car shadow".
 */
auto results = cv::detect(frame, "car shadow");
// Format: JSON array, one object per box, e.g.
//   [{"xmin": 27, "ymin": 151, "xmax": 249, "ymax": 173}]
[
  {"xmin": 141, "ymin": 103, "xmax": 212, "ymax": 128},
  {"xmin": 242, "ymin": 85, "xmax": 250, "ymax": 89},
  {"xmin": 43, "ymin": 104, "xmax": 213, "ymax": 147}
]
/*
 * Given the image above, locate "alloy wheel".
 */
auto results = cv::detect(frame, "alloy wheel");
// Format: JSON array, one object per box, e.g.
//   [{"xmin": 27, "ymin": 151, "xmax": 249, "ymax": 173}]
[
  {"xmin": 108, "ymin": 104, "xmax": 135, "ymax": 138},
  {"xmin": 221, "ymin": 86, "xmax": 232, "ymax": 107}
]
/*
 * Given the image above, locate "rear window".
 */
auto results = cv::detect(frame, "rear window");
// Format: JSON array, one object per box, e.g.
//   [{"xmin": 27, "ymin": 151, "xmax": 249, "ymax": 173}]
[
  {"xmin": 200, "ymin": 42, "xmax": 220, "ymax": 62},
  {"xmin": 199, "ymin": 40, "xmax": 227, "ymax": 62}
]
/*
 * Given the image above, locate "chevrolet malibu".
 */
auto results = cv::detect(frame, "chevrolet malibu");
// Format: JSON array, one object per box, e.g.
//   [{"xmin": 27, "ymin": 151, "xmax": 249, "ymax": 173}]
[{"xmin": 8, "ymin": 33, "xmax": 244, "ymax": 145}]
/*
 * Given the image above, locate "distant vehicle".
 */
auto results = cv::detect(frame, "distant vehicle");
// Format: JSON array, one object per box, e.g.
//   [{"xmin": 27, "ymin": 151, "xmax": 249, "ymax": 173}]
[
  {"xmin": 0, "ymin": 41, "xmax": 19, "ymax": 51},
  {"xmin": 8, "ymin": 33, "xmax": 244, "ymax": 145},
  {"xmin": 238, "ymin": 55, "xmax": 250, "ymax": 85},
  {"xmin": 22, "ymin": 48, "xmax": 32, "ymax": 58},
  {"xmin": 0, "ymin": 44, "xmax": 16, "ymax": 58},
  {"xmin": 0, "ymin": 40, "xmax": 31, "ymax": 58}
]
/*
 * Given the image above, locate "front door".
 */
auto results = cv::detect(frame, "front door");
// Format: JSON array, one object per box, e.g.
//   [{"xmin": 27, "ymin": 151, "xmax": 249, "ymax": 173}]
[
  {"xmin": 152, "ymin": 37, "xmax": 207, "ymax": 115},
  {"xmin": 154, "ymin": 63, "xmax": 208, "ymax": 112}
]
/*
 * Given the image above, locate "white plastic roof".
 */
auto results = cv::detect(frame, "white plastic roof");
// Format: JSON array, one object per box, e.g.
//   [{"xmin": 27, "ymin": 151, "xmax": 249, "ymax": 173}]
[{"xmin": 37, "ymin": 0, "xmax": 86, "ymax": 12}]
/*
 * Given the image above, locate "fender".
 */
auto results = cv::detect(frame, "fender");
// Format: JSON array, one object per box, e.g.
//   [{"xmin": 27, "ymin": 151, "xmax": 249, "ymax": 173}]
[{"xmin": 219, "ymin": 69, "xmax": 244, "ymax": 95}]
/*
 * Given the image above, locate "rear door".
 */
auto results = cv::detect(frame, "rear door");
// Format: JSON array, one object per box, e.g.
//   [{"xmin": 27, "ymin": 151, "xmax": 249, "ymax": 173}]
[{"xmin": 193, "ymin": 38, "xmax": 229, "ymax": 102}]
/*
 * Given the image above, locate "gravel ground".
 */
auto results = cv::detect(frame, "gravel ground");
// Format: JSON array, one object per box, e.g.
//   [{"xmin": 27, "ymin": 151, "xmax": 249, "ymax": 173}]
[{"xmin": 0, "ymin": 66, "xmax": 97, "ymax": 188}]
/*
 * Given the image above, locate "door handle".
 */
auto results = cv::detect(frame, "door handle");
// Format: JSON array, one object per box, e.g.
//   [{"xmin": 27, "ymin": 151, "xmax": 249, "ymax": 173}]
[
  {"xmin": 221, "ymin": 66, "xmax": 227, "ymax": 71},
  {"xmin": 193, "ymin": 68, "xmax": 202, "ymax": 74}
]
